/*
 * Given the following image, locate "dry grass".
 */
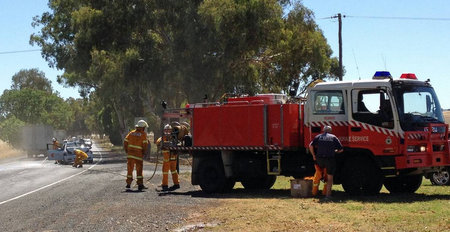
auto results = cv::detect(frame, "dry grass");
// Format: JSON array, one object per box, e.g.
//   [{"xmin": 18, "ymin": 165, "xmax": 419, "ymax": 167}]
[
  {"xmin": 0, "ymin": 140, "xmax": 22, "ymax": 160},
  {"xmin": 185, "ymin": 177, "xmax": 450, "ymax": 232}
]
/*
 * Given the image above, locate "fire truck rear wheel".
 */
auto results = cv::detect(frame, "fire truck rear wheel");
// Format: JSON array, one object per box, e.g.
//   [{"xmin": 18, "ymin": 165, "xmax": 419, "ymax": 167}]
[
  {"xmin": 342, "ymin": 156, "xmax": 383, "ymax": 196},
  {"xmin": 384, "ymin": 175, "xmax": 422, "ymax": 193},
  {"xmin": 198, "ymin": 158, "xmax": 227, "ymax": 193},
  {"xmin": 241, "ymin": 175, "xmax": 276, "ymax": 190}
]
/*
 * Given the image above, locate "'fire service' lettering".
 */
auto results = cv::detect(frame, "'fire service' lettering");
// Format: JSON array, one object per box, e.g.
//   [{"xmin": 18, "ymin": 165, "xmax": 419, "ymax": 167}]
[{"xmin": 338, "ymin": 136, "xmax": 369, "ymax": 142}]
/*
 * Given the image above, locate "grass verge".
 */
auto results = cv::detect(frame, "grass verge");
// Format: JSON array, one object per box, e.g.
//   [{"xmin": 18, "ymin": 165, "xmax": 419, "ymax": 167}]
[{"xmin": 185, "ymin": 176, "xmax": 450, "ymax": 231}]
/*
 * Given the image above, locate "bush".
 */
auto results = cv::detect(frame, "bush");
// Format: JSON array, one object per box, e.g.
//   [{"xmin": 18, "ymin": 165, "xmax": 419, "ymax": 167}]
[{"xmin": 0, "ymin": 116, "xmax": 25, "ymax": 148}]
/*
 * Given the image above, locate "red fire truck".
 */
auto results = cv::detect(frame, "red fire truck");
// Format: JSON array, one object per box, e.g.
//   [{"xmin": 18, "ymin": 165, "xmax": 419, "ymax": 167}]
[{"xmin": 163, "ymin": 71, "xmax": 450, "ymax": 195}]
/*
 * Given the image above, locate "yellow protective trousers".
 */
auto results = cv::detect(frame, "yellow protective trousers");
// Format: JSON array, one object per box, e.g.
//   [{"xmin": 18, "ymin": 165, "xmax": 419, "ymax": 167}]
[
  {"xmin": 162, "ymin": 150, "xmax": 179, "ymax": 186},
  {"xmin": 127, "ymin": 157, "xmax": 143, "ymax": 185},
  {"xmin": 312, "ymin": 164, "xmax": 328, "ymax": 196},
  {"xmin": 74, "ymin": 152, "xmax": 88, "ymax": 166}
]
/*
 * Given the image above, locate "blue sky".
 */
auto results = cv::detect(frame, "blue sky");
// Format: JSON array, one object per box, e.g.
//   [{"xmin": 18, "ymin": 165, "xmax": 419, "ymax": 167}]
[
  {"xmin": 0, "ymin": 0, "xmax": 79, "ymax": 99},
  {"xmin": 301, "ymin": 0, "xmax": 450, "ymax": 109},
  {"xmin": 1, "ymin": 0, "xmax": 449, "ymax": 108}
]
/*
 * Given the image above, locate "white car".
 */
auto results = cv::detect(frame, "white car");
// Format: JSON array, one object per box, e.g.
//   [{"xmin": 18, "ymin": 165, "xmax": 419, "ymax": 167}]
[
  {"xmin": 83, "ymin": 138, "xmax": 93, "ymax": 148},
  {"xmin": 47, "ymin": 141, "xmax": 94, "ymax": 164}
]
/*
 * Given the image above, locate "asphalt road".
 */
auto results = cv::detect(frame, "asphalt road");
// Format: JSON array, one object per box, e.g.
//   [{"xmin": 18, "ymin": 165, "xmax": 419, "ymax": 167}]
[{"xmin": 0, "ymin": 144, "xmax": 216, "ymax": 232}]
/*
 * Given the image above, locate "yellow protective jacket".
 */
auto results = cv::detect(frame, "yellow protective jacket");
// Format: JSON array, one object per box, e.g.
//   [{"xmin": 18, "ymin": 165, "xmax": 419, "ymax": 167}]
[
  {"xmin": 124, "ymin": 129, "xmax": 148, "ymax": 161},
  {"xmin": 74, "ymin": 149, "xmax": 88, "ymax": 159},
  {"xmin": 53, "ymin": 141, "xmax": 60, "ymax": 149},
  {"xmin": 156, "ymin": 136, "xmax": 167, "ymax": 151}
]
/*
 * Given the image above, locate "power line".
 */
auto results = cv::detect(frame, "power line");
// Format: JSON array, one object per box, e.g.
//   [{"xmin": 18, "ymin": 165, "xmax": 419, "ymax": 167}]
[
  {"xmin": 319, "ymin": 15, "xmax": 450, "ymax": 21},
  {"xmin": 346, "ymin": 15, "xmax": 450, "ymax": 21},
  {"xmin": 0, "ymin": 49, "xmax": 41, "ymax": 55}
]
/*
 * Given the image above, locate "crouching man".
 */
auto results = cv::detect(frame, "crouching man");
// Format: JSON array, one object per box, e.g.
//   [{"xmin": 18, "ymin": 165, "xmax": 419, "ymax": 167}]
[{"xmin": 73, "ymin": 149, "xmax": 88, "ymax": 168}]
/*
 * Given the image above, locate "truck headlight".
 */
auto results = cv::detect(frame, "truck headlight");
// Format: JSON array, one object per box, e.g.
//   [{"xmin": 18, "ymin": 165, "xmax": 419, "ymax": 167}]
[
  {"xmin": 419, "ymin": 146, "xmax": 426, "ymax": 152},
  {"xmin": 407, "ymin": 145, "xmax": 427, "ymax": 152}
]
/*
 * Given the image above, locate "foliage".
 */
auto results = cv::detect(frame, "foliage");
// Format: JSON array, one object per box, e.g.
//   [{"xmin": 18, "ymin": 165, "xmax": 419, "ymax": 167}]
[
  {"xmin": 11, "ymin": 68, "xmax": 53, "ymax": 93},
  {"xmin": 30, "ymin": 0, "xmax": 341, "ymax": 140},
  {"xmin": 65, "ymin": 97, "xmax": 91, "ymax": 136},
  {"xmin": 0, "ymin": 116, "xmax": 25, "ymax": 147},
  {"xmin": 0, "ymin": 89, "xmax": 72, "ymax": 129}
]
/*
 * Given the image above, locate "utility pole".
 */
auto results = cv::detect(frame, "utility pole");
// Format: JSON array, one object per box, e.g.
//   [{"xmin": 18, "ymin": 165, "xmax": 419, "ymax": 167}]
[
  {"xmin": 331, "ymin": 13, "xmax": 344, "ymax": 81},
  {"xmin": 338, "ymin": 13, "xmax": 343, "ymax": 81}
]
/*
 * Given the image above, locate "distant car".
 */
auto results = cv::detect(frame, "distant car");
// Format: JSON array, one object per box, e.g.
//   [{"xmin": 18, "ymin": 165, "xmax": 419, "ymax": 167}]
[
  {"xmin": 425, "ymin": 167, "xmax": 450, "ymax": 186},
  {"xmin": 83, "ymin": 139, "xmax": 93, "ymax": 148},
  {"xmin": 47, "ymin": 141, "xmax": 94, "ymax": 164}
]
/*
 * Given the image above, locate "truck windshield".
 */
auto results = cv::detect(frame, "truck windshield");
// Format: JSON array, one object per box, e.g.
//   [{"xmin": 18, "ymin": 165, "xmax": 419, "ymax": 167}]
[{"xmin": 393, "ymin": 85, "xmax": 444, "ymax": 131}]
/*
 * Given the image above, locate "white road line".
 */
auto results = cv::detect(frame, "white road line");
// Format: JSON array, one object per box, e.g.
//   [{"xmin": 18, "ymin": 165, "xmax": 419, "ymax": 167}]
[{"xmin": 0, "ymin": 152, "xmax": 103, "ymax": 206}]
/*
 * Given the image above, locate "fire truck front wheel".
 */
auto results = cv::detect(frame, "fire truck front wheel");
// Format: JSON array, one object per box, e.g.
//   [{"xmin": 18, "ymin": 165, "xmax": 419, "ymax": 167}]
[
  {"xmin": 384, "ymin": 175, "xmax": 422, "ymax": 194},
  {"xmin": 198, "ymin": 158, "xmax": 227, "ymax": 193},
  {"xmin": 342, "ymin": 155, "xmax": 383, "ymax": 196}
]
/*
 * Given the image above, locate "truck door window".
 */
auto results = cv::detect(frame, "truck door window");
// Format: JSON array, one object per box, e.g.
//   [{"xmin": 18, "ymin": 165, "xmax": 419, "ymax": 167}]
[
  {"xmin": 352, "ymin": 89, "xmax": 394, "ymax": 129},
  {"xmin": 313, "ymin": 91, "xmax": 344, "ymax": 115}
]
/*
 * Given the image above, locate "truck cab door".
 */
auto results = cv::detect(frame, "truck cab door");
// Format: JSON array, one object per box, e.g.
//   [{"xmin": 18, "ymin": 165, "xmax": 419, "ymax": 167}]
[
  {"xmin": 349, "ymin": 88, "xmax": 399, "ymax": 155},
  {"xmin": 305, "ymin": 90, "xmax": 348, "ymax": 146}
]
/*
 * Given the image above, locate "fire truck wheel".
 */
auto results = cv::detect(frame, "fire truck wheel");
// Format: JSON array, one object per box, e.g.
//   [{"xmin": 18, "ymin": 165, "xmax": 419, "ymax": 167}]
[
  {"xmin": 342, "ymin": 156, "xmax": 383, "ymax": 196},
  {"xmin": 241, "ymin": 175, "xmax": 276, "ymax": 190},
  {"xmin": 198, "ymin": 158, "xmax": 227, "ymax": 193},
  {"xmin": 429, "ymin": 168, "xmax": 450, "ymax": 186},
  {"xmin": 384, "ymin": 175, "xmax": 423, "ymax": 194},
  {"xmin": 222, "ymin": 178, "xmax": 236, "ymax": 193}
]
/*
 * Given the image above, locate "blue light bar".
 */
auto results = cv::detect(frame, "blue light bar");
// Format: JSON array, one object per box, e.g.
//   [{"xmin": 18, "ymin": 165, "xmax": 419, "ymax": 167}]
[{"xmin": 373, "ymin": 71, "xmax": 392, "ymax": 80}]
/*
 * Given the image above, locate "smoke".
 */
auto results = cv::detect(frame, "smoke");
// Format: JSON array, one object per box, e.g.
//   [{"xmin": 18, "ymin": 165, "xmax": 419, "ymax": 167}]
[{"xmin": 0, "ymin": 140, "xmax": 22, "ymax": 159}]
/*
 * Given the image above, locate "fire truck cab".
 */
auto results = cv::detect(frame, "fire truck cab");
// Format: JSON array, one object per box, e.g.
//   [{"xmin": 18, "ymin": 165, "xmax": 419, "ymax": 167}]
[
  {"xmin": 164, "ymin": 72, "xmax": 449, "ymax": 195},
  {"xmin": 305, "ymin": 72, "xmax": 449, "ymax": 194}
]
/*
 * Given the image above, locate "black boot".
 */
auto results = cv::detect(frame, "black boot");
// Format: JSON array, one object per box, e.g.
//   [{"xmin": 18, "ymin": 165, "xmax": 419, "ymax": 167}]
[
  {"xmin": 138, "ymin": 185, "xmax": 148, "ymax": 191},
  {"xmin": 169, "ymin": 184, "xmax": 180, "ymax": 191}
]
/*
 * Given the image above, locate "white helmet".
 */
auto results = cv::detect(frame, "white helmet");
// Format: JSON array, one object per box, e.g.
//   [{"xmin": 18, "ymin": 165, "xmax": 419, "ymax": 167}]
[
  {"xmin": 136, "ymin": 120, "xmax": 148, "ymax": 128},
  {"xmin": 323, "ymin": 125, "xmax": 332, "ymax": 133},
  {"xmin": 164, "ymin": 124, "xmax": 172, "ymax": 130}
]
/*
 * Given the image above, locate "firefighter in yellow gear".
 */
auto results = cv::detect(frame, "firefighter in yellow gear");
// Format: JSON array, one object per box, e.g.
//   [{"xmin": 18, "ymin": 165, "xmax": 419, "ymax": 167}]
[
  {"xmin": 53, "ymin": 138, "xmax": 61, "ymax": 164},
  {"xmin": 52, "ymin": 138, "xmax": 60, "ymax": 149},
  {"xmin": 72, "ymin": 149, "xmax": 88, "ymax": 168},
  {"xmin": 124, "ymin": 120, "xmax": 149, "ymax": 191},
  {"xmin": 156, "ymin": 124, "xmax": 180, "ymax": 191}
]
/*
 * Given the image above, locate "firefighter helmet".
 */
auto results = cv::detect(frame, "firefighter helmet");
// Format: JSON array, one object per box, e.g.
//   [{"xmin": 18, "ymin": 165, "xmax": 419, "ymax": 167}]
[
  {"xmin": 164, "ymin": 124, "xmax": 172, "ymax": 135},
  {"xmin": 135, "ymin": 120, "xmax": 148, "ymax": 128},
  {"xmin": 181, "ymin": 122, "xmax": 190, "ymax": 129},
  {"xmin": 164, "ymin": 124, "xmax": 172, "ymax": 130}
]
